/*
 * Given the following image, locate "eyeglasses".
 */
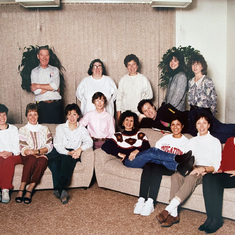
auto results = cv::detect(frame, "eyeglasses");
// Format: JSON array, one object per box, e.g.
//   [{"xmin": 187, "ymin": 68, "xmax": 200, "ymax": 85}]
[{"xmin": 93, "ymin": 65, "xmax": 102, "ymax": 69}]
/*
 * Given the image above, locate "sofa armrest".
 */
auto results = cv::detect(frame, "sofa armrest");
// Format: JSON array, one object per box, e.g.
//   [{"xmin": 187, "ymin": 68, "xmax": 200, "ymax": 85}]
[{"xmin": 80, "ymin": 147, "xmax": 95, "ymax": 169}]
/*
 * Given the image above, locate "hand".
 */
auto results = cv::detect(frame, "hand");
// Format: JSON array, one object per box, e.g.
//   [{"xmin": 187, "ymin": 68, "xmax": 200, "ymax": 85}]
[
  {"xmin": 24, "ymin": 149, "xmax": 38, "ymax": 156},
  {"xmin": 128, "ymin": 150, "xmax": 139, "ymax": 161},
  {"xmin": 190, "ymin": 167, "xmax": 206, "ymax": 176},
  {"xmin": 118, "ymin": 153, "xmax": 126, "ymax": 161},
  {"xmin": 36, "ymin": 154, "xmax": 48, "ymax": 160},
  {"xmin": 30, "ymin": 83, "xmax": 39, "ymax": 92},
  {"xmin": 40, "ymin": 89, "xmax": 47, "ymax": 94},
  {"xmin": 69, "ymin": 148, "xmax": 82, "ymax": 159},
  {"xmin": 224, "ymin": 170, "xmax": 235, "ymax": 177},
  {"xmin": 0, "ymin": 151, "xmax": 12, "ymax": 158}
]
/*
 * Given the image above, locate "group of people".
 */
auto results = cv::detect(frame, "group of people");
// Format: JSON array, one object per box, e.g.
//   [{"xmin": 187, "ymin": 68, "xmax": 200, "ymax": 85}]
[{"xmin": 1, "ymin": 45, "xmax": 235, "ymax": 233}]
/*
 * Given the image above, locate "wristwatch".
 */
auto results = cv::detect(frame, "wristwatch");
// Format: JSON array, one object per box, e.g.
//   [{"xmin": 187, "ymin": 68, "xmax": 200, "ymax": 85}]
[{"xmin": 38, "ymin": 149, "xmax": 40, "ymax": 154}]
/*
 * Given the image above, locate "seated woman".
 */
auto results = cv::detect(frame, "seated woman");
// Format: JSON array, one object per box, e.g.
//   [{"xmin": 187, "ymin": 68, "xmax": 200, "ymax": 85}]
[
  {"xmin": 47, "ymin": 103, "xmax": 93, "ymax": 204},
  {"xmin": 0, "ymin": 104, "xmax": 21, "ymax": 203},
  {"xmin": 79, "ymin": 92, "xmax": 115, "ymax": 149},
  {"xmin": 199, "ymin": 137, "xmax": 235, "ymax": 233},
  {"xmin": 16, "ymin": 103, "xmax": 53, "ymax": 204},
  {"xmin": 102, "ymin": 111, "xmax": 193, "ymax": 173},
  {"xmin": 134, "ymin": 115, "xmax": 189, "ymax": 216},
  {"xmin": 162, "ymin": 51, "xmax": 187, "ymax": 112},
  {"xmin": 156, "ymin": 112, "xmax": 221, "ymax": 228},
  {"xmin": 116, "ymin": 54, "xmax": 153, "ymax": 120}
]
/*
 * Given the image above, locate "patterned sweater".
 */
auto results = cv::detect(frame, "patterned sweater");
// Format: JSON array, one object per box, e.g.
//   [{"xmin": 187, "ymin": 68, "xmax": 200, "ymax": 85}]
[
  {"xmin": 19, "ymin": 123, "xmax": 53, "ymax": 156},
  {"xmin": 101, "ymin": 130, "xmax": 150, "ymax": 159}
]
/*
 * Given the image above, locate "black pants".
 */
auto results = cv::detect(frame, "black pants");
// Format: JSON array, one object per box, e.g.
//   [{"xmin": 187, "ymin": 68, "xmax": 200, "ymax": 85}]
[
  {"xmin": 37, "ymin": 99, "xmax": 64, "ymax": 124},
  {"xmin": 47, "ymin": 148, "xmax": 80, "ymax": 191},
  {"xmin": 139, "ymin": 163, "xmax": 174, "ymax": 201},
  {"xmin": 202, "ymin": 173, "xmax": 235, "ymax": 221}
]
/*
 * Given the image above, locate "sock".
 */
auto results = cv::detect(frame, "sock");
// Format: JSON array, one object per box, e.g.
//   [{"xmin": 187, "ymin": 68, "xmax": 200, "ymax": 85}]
[
  {"xmin": 166, "ymin": 198, "xmax": 180, "ymax": 214},
  {"xmin": 146, "ymin": 198, "xmax": 154, "ymax": 204},
  {"xmin": 170, "ymin": 207, "xmax": 178, "ymax": 217},
  {"xmin": 138, "ymin": 197, "xmax": 145, "ymax": 203}
]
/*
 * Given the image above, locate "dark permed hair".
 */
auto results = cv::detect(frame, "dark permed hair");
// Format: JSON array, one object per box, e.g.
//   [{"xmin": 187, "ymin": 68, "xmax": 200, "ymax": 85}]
[
  {"xmin": 87, "ymin": 59, "xmax": 107, "ymax": 76},
  {"xmin": 137, "ymin": 99, "xmax": 155, "ymax": 114},
  {"xmin": 118, "ymin": 110, "xmax": 139, "ymax": 130},
  {"xmin": 0, "ymin": 104, "xmax": 9, "ymax": 115},
  {"xmin": 124, "ymin": 54, "xmax": 140, "ymax": 67},
  {"xmin": 64, "ymin": 103, "xmax": 81, "ymax": 116},
  {"xmin": 165, "ymin": 51, "xmax": 185, "ymax": 73},
  {"xmin": 188, "ymin": 53, "xmax": 208, "ymax": 75}
]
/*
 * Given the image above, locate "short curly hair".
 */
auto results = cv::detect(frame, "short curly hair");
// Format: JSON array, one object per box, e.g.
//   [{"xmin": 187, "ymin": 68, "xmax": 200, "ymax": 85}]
[
  {"xmin": 0, "ymin": 104, "xmax": 8, "ymax": 115},
  {"xmin": 188, "ymin": 53, "xmax": 208, "ymax": 75},
  {"xmin": 124, "ymin": 54, "xmax": 140, "ymax": 67},
  {"xmin": 118, "ymin": 110, "xmax": 139, "ymax": 130},
  {"xmin": 87, "ymin": 59, "xmax": 107, "ymax": 76}
]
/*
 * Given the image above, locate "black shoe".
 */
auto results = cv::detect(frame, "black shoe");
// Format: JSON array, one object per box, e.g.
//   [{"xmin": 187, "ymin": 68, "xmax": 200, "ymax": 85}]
[
  {"xmin": 205, "ymin": 219, "xmax": 223, "ymax": 234},
  {"xmin": 23, "ymin": 190, "xmax": 32, "ymax": 204},
  {"xmin": 198, "ymin": 218, "xmax": 212, "ymax": 231},
  {"xmin": 15, "ymin": 190, "xmax": 24, "ymax": 203},
  {"xmin": 177, "ymin": 155, "xmax": 195, "ymax": 176},
  {"xmin": 175, "ymin": 150, "xmax": 192, "ymax": 163}
]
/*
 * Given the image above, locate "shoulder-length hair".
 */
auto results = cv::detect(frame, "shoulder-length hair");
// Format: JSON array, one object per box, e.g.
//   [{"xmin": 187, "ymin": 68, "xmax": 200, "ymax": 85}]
[
  {"xmin": 118, "ymin": 110, "xmax": 139, "ymax": 130},
  {"xmin": 188, "ymin": 53, "xmax": 208, "ymax": 75},
  {"xmin": 165, "ymin": 51, "xmax": 185, "ymax": 73},
  {"xmin": 87, "ymin": 59, "xmax": 107, "ymax": 76}
]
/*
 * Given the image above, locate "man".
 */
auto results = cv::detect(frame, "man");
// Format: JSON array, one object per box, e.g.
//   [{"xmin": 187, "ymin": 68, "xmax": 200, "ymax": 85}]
[
  {"xmin": 30, "ymin": 46, "xmax": 64, "ymax": 124},
  {"xmin": 138, "ymin": 99, "xmax": 235, "ymax": 144},
  {"xmin": 138, "ymin": 99, "xmax": 188, "ymax": 133}
]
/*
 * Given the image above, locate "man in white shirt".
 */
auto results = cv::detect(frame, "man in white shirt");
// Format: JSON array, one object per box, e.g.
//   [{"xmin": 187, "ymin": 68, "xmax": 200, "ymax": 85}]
[{"xmin": 30, "ymin": 46, "xmax": 64, "ymax": 123}]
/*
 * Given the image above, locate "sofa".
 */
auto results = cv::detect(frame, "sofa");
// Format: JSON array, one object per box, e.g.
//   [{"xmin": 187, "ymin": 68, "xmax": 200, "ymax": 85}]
[
  {"xmin": 12, "ymin": 124, "xmax": 94, "ymax": 190},
  {"xmin": 94, "ymin": 128, "xmax": 235, "ymax": 220}
]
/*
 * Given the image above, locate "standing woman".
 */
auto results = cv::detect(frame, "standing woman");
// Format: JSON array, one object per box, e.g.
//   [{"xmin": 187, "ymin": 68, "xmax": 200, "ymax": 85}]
[
  {"xmin": 162, "ymin": 51, "xmax": 188, "ymax": 112},
  {"xmin": 199, "ymin": 137, "xmax": 235, "ymax": 233},
  {"xmin": 116, "ymin": 54, "xmax": 153, "ymax": 120},
  {"xmin": 48, "ymin": 103, "xmax": 93, "ymax": 204},
  {"xmin": 76, "ymin": 59, "xmax": 117, "ymax": 116},
  {"xmin": 16, "ymin": 103, "xmax": 53, "ymax": 204}
]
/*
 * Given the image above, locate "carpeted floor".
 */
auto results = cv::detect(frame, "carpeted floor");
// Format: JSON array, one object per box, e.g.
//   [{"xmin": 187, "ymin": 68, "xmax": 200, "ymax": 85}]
[{"xmin": 0, "ymin": 182, "xmax": 234, "ymax": 235}]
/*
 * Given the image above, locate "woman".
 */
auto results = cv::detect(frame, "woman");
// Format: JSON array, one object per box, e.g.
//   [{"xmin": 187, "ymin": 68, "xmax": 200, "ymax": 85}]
[
  {"xmin": 102, "ymin": 111, "xmax": 193, "ymax": 172},
  {"xmin": 76, "ymin": 59, "xmax": 117, "ymax": 116},
  {"xmin": 47, "ymin": 103, "xmax": 93, "ymax": 204},
  {"xmin": 116, "ymin": 54, "xmax": 153, "ymax": 120},
  {"xmin": 0, "ymin": 104, "xmax": 21, "ymax": 203},
  {"xmin": 16, "ymin": 103, "xmax": 53, "ymax": 204},
  {"xmin": 134, "ymin": 116, "xmax": 189, "ymax": 216},
  {"xmin": 79, "ymin": 92, "xmax": 115, "ymax": 149},
  {"xmin": 188, "ymin": 53, "xmax": 217, "ymax": 115},
  {"xmin": 156, "ymin": 112, "xmax": 221, "ymax": 228},
  {"xmin": 199, "ymin": 137, "xmax": 235, "ymax": 233},
  {"xmin": 162, "ymin": 51, "xmax": 187, "ymax": 112}
]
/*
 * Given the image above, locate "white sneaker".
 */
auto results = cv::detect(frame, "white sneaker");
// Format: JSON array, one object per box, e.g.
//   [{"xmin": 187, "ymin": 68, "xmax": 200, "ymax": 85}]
[
  {"xmin": 2, "ymin": 189, "xmax": 10, "ymax": 203},
  {"xmin": 140, "ymin": 198, "xmax": 154, "ymax": 216},
  {"xmin": 134, "ymin": 197, "xmax": 145, "ymax": 214}
]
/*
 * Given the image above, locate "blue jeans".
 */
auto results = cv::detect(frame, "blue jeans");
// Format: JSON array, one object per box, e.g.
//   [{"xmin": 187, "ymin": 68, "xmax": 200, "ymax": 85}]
[{"xmin": 123, "ymin": 147, "xmax": 178, "ymax": 171}]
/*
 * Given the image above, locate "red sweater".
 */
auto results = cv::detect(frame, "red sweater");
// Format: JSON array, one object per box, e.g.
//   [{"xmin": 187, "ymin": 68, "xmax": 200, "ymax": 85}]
[{"xmin": 219, "ymin": 137, "xmax": 235, "ymax": 171}]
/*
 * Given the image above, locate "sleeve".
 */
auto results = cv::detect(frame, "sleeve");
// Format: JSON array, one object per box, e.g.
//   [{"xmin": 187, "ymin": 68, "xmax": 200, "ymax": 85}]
[
  {"xmin": 79, "ymin": 113, "xmax": 89, "ymax": 127},
  {"xmin": 108, "ymin": 116, "xmax": 115, "ymax": 138},
  {"xmin": 19, "ymin": 127, "xmax": 31, "ymax": 156},
  {"xmin": 109, "ymin": 77, "xmax": 118, "ymax": 102},
  {"xmin": 44, "ymin": 126, "xmax": 53, "ymax": 153},
  {"xmin": 205, "ymin": 79, "xmax": 217, "ymax": 115},
  {"xmin": 54, "ymin": 125, "xmax": 69, "ymax": 155},
  {"xmin": 10, "ymin": 126, "xmax": 20, "ymax": 155},
  {"xmin": 211, "ymin": 139, "xmax": 222, "ymax": 172},
  {"xmin": 166, "ymin": 73, "xmax": 187, "ymax": 109},
  {"xmin": 76, "ymin": 79, "xmax": 85, "ymax": 101},
  {"xmin": 101, "ymin": 137, "xmax": 121, "ymax": 157},
  {"xmin": 137, "ymin": 132, "xmax": 151, "ymax": 152},
  {"xmin": 116, "ymin": 77, "xmax": 125, "ymax": 112},
  {"xmin": 80, "ymin": 127, "xmax": 93, "ymax": 151},
  {"xmin": 49, "ymin": 67, "xmax": 60, "ymax": 91},
  {"xmin": 142, "ymin": 76, "xmax": 153, "ymax": 100},
  {"xmin": 30, "ymin": 69, "xmax": 42, "ymax": 95}
]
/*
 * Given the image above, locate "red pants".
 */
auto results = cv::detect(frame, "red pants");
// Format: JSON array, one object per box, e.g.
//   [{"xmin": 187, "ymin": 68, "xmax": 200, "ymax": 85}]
[
  {"xmin": 0, "ymin": 155, "xmax": 22, "ymax": 189},
  {"xmin": 21, "ymin": 155, "xmax": 48, "ymax": 185}
]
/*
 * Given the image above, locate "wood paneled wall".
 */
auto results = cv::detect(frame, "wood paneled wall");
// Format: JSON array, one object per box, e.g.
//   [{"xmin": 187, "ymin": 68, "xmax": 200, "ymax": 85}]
[{"xmin": 0, "ymin": 3, "xmax": 175, "ymax": 123}]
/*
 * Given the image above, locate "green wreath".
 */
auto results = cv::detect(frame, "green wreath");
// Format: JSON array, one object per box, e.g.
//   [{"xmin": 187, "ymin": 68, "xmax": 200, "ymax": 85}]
[
  {"xmin": 158, "ymin": 45, "xmax": 200, "ymax": 88},
  {"xmin": 18, "ymin": 45, "xmax": 65, "ymax": 95}
]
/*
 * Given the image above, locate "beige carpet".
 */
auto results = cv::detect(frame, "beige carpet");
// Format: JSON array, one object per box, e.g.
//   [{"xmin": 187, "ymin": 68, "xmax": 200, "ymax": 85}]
[{"xmin": 0, "ymin": 182, "xmax": 234, "ymax": 235}]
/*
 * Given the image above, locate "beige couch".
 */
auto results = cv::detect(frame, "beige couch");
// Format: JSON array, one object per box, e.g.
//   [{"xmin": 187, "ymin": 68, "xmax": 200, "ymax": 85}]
[
  {"xmin": 94, "ymin": 128, "xmax": 235, "ymax": 220},
  {"xmin": 12, "ymin": 124, "xmax": 94, "ymax": 190}
]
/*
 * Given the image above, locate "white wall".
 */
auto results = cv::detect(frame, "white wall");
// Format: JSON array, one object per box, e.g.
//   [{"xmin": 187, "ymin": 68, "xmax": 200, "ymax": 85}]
[{"xmin": 175, "ymin": 0, "xmax": 228, "ymax": 121}]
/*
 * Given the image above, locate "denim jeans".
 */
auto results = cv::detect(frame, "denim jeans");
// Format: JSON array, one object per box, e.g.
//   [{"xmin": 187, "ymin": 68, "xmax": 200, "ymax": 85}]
[{"xmin": 123, "ymin": 147, "xmax": 177, "ymax": 171}]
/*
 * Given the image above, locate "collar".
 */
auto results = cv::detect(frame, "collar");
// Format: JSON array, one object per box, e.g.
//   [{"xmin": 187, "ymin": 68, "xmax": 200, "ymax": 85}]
[{"xmin": 26, "ymin": 122, "xmax": 40, "ymax": 132}]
